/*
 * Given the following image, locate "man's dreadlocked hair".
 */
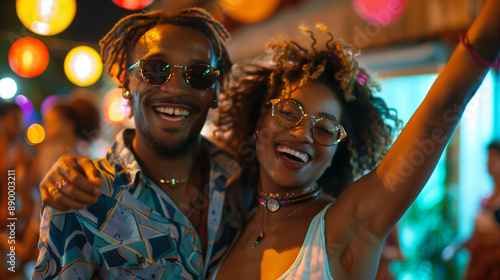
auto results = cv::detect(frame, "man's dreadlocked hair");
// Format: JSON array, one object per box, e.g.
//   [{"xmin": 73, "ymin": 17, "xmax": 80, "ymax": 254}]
[
  {"xmin": 215, "ymin": 24, "xmax": 402, "ymax": 197},
  {"xmin": 99, "ymin": 8, "xmax": 232, "ymax": 91}
]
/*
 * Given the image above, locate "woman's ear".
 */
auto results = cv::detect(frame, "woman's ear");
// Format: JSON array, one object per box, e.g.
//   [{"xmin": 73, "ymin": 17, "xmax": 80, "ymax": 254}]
[{"xmin": 255, "ymin": 106, "xmax": 269, "ymax": 132}]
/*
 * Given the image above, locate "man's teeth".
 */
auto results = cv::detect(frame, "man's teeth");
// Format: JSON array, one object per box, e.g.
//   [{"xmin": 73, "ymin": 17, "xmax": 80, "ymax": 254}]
[
  {"xmin": 277, "ymin": 146, "xmax": 309, "ymax": 163},
  {"xmin": 156, "ymin": 107, "xmax": 189, "ymax": 116}
]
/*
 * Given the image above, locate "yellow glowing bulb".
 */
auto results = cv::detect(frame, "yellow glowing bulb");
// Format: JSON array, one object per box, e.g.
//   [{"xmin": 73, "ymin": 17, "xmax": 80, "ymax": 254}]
[
  {"xmin": 27, "ymin": 124, "xmax": 45, "ymax": 144},
  {"xmin": 16, "ymin": 0, "xmax": 77, "ymax": 36},
  {"xmin": 64, "ymin": 46, "xmax": 103, "ymax": 87}
]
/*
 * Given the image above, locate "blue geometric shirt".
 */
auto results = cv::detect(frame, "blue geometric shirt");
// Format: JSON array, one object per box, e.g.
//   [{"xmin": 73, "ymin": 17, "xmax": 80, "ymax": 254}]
[{"xmin": 32, "ymin": 129, "xmax": 250, "ymax": 280}]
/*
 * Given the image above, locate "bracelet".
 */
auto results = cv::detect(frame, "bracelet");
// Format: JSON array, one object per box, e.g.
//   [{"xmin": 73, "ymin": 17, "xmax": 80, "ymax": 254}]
[{"xmin": 459, "ymin": 33, "xmax": 500, "ymax": 69}]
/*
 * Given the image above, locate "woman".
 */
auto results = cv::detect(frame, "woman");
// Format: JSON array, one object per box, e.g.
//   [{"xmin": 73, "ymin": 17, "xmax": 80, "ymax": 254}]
[
  {"xmin": 40, "ymin": 0, "xmax": 500, "ymax": 278},
  {"xmin": 209, "ymin": 0, "xmax": 499, "ymax": 277}
]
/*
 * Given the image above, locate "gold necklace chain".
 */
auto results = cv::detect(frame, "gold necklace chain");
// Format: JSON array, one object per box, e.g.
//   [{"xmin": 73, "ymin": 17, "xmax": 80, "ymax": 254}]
[
  {"xmin": 159, "ymin": 175, "xmax": 190, "ymax": 188},
  {"xmin": 251, "ymin": 197, "xmax": 319, "ymax": 248},
  {"xmin": 258, "ymin": 183, "xmax": 318, "ymax": 199}
]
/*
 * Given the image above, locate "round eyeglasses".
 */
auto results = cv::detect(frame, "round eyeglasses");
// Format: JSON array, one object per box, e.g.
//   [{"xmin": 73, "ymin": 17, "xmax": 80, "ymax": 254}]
[
  {"xmin": 127, "ymin": 58, "xmax": 220, "ymax": 90},
  {"xmin": 268, "ymin": 98, "xmax": 347, "ymax": 146}
]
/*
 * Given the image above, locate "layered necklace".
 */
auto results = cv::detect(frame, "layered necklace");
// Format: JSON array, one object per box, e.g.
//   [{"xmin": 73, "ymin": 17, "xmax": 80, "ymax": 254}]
[
  {"xmin": 256, "ymin": 184, "xmax": 322, "ymax": 212},
  {"xmin": 251, "ymin": 193, "xmax": 321, "ymax": 248}
]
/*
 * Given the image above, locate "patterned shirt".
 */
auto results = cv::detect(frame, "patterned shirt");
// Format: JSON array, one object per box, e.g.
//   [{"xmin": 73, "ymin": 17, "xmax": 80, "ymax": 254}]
[{"xmin": 33, "ymin": 129, "xmax": 251, "ymax": 280}]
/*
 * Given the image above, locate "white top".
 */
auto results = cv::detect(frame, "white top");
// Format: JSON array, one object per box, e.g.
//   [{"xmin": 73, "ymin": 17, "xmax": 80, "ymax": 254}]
[{"xmin": 211, "ymin": 202, "xmax": 335, "ymax": 280}]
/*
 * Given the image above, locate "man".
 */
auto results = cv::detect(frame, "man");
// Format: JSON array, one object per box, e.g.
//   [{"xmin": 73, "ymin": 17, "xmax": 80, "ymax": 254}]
[{"xmin": 33, "ymin": 8, "xmax": 250, "ymax": 280}]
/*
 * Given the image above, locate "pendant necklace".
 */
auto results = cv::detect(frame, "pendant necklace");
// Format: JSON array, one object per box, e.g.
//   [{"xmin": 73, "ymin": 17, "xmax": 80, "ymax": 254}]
[
  {"xmin": 251, "ymin": 195, "xmax": 320, "ymax": 248},
  {"xmin": 256, "ymin": 184, "xmax": 322, "ymax": 213}
]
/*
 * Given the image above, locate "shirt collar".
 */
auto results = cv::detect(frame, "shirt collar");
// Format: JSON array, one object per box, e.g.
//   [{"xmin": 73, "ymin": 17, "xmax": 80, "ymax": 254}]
[{"xmin": 105, "ymin": 128, "xmax": 241, "ymax": 189}]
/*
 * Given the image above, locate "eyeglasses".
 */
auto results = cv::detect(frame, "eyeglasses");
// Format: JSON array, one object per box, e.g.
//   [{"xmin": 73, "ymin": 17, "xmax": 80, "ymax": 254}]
[
  {"xmin": 267, "ymin": 99, "xmax": 347, "ymax": 146},
  {"xmin": 127, "ymin": 58, "xmax": 220, "ymax": 90}
]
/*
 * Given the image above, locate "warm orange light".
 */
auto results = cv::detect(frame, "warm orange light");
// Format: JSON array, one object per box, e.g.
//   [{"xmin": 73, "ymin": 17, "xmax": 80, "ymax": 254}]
[
  {"xmin": 218, "ymin": 0, "xmax": 281, "ymax": 24},
  {"xmin": 9, "ymin": 37, "xmax": 49, "ymax": 78},
  {"xmin": 16, "ymin": 0, "xmax": 77, "ymax": 36},
  {"xmin": 111, "ymin": 0, "xmax": 154, "ymax": 10},
  {"xmin": 64, "ymin": 46, "xmax": 103, "ymax": 87},
  {"xmin": 104, "ymin": 88, "xmax": 130, "ymax": 124},
  {"xmin": 26, "ymin": 123, "xmax": 45, "ymax": 145}
]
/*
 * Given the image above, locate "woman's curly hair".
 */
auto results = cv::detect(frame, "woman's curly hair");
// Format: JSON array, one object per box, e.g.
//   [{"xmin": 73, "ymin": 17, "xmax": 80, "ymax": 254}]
[{"xmin": 215, "ymin": 25, "xmax": 402, "ymax": 197}]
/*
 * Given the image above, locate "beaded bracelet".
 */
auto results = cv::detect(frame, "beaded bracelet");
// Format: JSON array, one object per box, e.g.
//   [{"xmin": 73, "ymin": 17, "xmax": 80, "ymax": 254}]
[{"xmin": 459, "ymin": 33, "xmax": 500, "ymax": 69}]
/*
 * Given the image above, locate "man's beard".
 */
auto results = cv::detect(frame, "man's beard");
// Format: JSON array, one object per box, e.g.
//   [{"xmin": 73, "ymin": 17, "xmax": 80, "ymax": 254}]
[{"xmin": 142, "ymin": 128, "xmax": 196, "ymax": 159}]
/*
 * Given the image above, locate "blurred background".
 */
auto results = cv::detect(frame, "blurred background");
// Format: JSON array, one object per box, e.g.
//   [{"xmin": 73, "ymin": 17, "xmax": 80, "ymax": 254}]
[{"xmin": 0, "ymin": 0, "xmax": 499, "ymax": 279}]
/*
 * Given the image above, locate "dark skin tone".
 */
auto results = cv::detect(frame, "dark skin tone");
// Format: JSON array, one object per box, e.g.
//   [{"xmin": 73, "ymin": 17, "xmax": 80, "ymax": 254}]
[
  {"xmin": 40, "ymin": 0, "xmax": 500, "ymax": 278},
  {"xmin": 216, "ymin": 0, "xmax": 500, "ymax": 277},
  {"xmin": 40, "ymin": 24, "xmax": 220, "ymax": 252}
]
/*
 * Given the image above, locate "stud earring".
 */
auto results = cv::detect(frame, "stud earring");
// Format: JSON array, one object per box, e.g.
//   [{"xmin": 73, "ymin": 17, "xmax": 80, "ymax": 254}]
[
  {"xmin": 123, "ymin": 90, "xmax": 130, "ymax": 99},
  {"xmin": 250, "ymin": 130, "xmax": 259, "ymax": 146},
  {"xmin": 211, "ymin": 92, "xmax": 218, "ymax": 108}
]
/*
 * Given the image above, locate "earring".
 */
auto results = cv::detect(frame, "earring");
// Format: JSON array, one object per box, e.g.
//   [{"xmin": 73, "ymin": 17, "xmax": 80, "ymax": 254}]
[
  {"xmin": 250, "ymin": 130, "xmax": 259, "ymax": 146},
  {"xmin": 211, "ymin": 92, "xmax": 218, "ymax": 108},
  {"xmin": 122, "ymin": 90, "xmax": 130, "ymax": 99}
]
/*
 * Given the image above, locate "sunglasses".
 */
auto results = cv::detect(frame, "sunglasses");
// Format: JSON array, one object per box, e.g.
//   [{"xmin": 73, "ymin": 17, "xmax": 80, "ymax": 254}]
[
  {"xmin": 268, "ymin": 99, "xmax": 347, "ymax": 146},
  {"xmin": 127, "ymin": 58, "xmax": 220, "ymax": 90}
]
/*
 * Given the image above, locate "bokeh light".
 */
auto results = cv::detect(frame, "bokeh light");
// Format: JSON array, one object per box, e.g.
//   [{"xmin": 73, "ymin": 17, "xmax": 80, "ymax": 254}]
[
  {"xmin": 111, "ymin": 0, "xmax": 154, "ymax": 10},
  {"xmin": 218, "ymin": 0, "xmax": 281, "ymax": 24},
  {"xmin": 353, "ymin": 0, "xmax": 408, "ymax": 26},
  {"xmin": 26, "ymin": 123, "xmax": 45, "ymax": 144},
  {"xmin": 9, "ymin": 37, "xmax": 50, "ymax": 78},
  {"xmin": 40, "ymin": 95, "xmax": 59, "ymax": 116},
  {"xmin": 16, "ymin": 0, "xmax": 77, "ymax": 36},
  {"xmin": 64, "ymin": 46, "xmax": 103, "ymax": 87},
  {"xmin": 104, "ymin": 88, "xmax": 130, "ymax": 124},
  {"xmin": 0, "ymin": 78, "xmax": 18, "ymax": 99},
  {"xmin": 15, "ymin": 94, "xmax": 34, "ymax": 122}
]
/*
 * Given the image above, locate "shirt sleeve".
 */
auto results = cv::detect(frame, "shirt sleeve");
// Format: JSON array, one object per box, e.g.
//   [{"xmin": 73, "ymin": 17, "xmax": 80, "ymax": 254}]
[{"xmin": 32, "ymin": 206, "xmax": 98, "ymax": 279}]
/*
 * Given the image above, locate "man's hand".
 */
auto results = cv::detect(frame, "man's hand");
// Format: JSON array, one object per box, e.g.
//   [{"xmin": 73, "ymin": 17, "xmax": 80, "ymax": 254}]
[{"xmin": 40, "ymin": 154, "xmax": 102, "ymax": 211}]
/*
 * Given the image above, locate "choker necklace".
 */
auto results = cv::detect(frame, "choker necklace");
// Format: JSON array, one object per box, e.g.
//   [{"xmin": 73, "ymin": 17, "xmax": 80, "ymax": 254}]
[
  {"xmin": 257, "ymin": 184, "xmax": 322, "ymax": 213},
  {"xmin": 251, "ymin": 197, "xmax": 318, "ymax": 248},
  {"xmin": 258, "ymin": 184, "xmax": 318, "ymax": 199},
  {"xmin": 159, "ymin": 175, "xmax": 190, "ymax": 188}
]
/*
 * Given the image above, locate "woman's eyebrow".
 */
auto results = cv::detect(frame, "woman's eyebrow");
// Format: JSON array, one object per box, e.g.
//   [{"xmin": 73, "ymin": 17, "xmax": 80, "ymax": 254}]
[{"xmin": 316, "ymin": 112, "xmax": 338, "ymax": 121}]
